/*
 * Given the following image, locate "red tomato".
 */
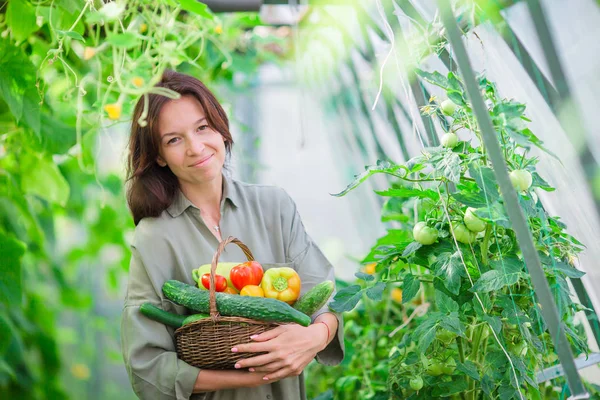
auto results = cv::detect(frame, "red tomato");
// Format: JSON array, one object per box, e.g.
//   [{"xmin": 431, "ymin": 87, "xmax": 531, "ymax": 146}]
[
  {"xmin": 201, "ymin": 273, "xmax": 227, "ymax": 292},
  {"xmin": 230, "ymin": 261, "xmax": 264, "ymax": 291}
]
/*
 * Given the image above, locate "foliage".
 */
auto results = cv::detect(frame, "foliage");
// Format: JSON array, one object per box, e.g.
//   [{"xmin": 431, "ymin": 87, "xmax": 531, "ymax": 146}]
[
  {"xmin": 0, "ymin": 1, "xmax": 286, "ymax": 398},
  {"xmin": 321, "ymin": 70, "xmax": 595, "ymax": 399}
]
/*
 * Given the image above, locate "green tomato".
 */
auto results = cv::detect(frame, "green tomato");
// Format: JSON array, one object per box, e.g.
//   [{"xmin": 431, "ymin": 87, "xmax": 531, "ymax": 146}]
[
  {"xmin": 436, "ymin": 328, "xmax": 457, "ymax": 345},
  {"xmin": 441, "ymin": 132, "xmax": 459, "ymax": 148},
  {"xmin": 508, "ymin": 341, "xmax": 528, "ymax": 357},
  {"xmin": 409, "ymin": 376, "xmax": 424, "ymax": 391},
  {"xmin": 509, "ymin": 169, "xmax": 533, "ymax": 192},
  {"xmin": 441, "ymin": 99, "xmax": 458, "ymax": 116},
  {"xmin": 452, "ymin": 222, "xmax": 477, "ymax": 244},
  {"xmin": 441, "ymin": 358, "xmax": 456, "ymax": 375},
  {"xmin": 413, "ymin": 222, "xmax": 439, "ymax": 245},
  {"xmin": 464, "ymin": 207, "xmax": 486, "ymax": 232},
  {"xmin": 426, "ymin": 361, "xmax": 444, "ymax": 376}
]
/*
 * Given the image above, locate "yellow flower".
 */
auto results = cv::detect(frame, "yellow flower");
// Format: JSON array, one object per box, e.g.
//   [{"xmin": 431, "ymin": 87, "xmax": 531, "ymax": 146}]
[
  {"xmin": 104, "ymin": 103, "xmax": 122, "ymax": 120},
  {"xmin": 391, "ymin": 288, "xmax": 403, "ymax": 303},
  {"xmin": 139, "ymin": 23, "xmax": 148, "ymax": 34},
  {"xmin": 363, "ymin": 263, "xmax": 376, "ymax": 275},
  {"xmin": 131, "ymin": 77, "xmax": 144, "ymax": 88},
  {"xmin": 71, "ymin": 363, "xmax": 90, "ymax": 380},
  {"xmin": 215, "ymin": 24, "xmax": 223, "ymax": 34},
  {"xmin": 83, "ymin": 47, "xmax": 96, "ymax": 60}
]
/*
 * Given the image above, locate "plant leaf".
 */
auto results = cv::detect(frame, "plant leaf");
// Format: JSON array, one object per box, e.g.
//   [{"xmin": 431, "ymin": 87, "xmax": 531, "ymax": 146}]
[
  {"xmin": 434, "ymin": 252, "xmax": 465, "ymax": 295},
  {"xmin": 178, "ymin": 0, "xmax": 215, "ymax": 19},
  {"xmin": 328, "ymin": 285, "xmax": 363, "ymax": 313},
  {"xmin": 457, "ymin": 360, "xmax": 480, "ymax": 381},
  {"xmin": 547, "ymin": 261, "xmax": 585, "ymax": 278},
  {"xmin": 402, "ymin": 241, "xmax": 422, "ymax": 257},
  {"xmin": 470, "ymin": 269, "xmax": 522, "ymax": 293},
  {"xmin": 415, "ymin": 68, "xmax": 449, "ymax": 89},
  {"xmin": 412, "ymin": 316, "xmax": 440, "ymax": 352},
  {"xmin": 365, "ymin": 282, "xmax": 386, "ymax": 301},
  {"xmin": 435, "ymin": 290, "xmax": 459, "ymax": 314},
  {"xmin": 0, "ymin": 231, "xmax": 26, "ymax": 306},
  {"xmin": 440, "ymin": 313, "xmax": 467, "ymax": 337},
  {"xmin": 331, "ymin": 161, "xmax": 402, "ymax": 197},
  {"xmin": 355, "ymin": 272, "xmax": 375, "ymax": 282},
  {"xmin": 402, "ymin": 273, "xmax": 420, "ymax": 304},
  {"xmin": 106, "ymin": 32, "xmax": 139, "ymax": 48},
  {"xmin": 375, "ymin": 187, "xmax": 438, "ymax": 199}
]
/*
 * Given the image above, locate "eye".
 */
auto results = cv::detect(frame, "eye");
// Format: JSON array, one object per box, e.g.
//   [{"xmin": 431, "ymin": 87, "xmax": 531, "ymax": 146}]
[
  {"xmin": 197, "ymin": 124, "xmax": 209, "ymax": 132},
  {"xmin": 167, "ymin": 137, "xmax": 180, "ymax": 145}
]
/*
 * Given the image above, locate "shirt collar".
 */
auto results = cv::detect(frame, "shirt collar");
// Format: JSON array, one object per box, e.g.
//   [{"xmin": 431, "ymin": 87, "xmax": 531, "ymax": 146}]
[{"xmin": 167, "ymin": 173, "xmax": 239, "ymax": 218}]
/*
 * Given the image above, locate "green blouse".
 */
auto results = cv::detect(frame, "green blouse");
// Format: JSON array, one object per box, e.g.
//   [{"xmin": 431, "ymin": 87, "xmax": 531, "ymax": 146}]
[{"xmin": 120, "ymin": 174, "xmax": 344, "ymax": 400}]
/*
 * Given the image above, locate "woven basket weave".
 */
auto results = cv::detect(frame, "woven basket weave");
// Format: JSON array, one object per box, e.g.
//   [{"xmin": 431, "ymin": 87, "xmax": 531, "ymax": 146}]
[{"xmin": 174, "ymin": 236, "xmax": 278, "ymax": 370}]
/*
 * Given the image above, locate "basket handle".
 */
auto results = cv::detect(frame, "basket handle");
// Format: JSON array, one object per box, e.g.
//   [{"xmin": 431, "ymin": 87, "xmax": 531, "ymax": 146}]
[{"xmin": 209, "ymin": 236, "xmax": 254, "ymax": 319}]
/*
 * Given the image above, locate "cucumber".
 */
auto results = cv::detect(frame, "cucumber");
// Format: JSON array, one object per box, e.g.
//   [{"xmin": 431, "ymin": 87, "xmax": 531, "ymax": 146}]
[
  {"xmin": 163, "ymin": 280, "xmax": 311, "ymax": 327},
  {"xmin": 140, "ymin": 303, "xmax": 186, "ymax": 328},
  {"xmin": 182, "ymin": 313, "xmax": 210, "ymax": 325},
  {"xmin": 293, "ymin": 281, "xmax": 335, "ymax": 316}
]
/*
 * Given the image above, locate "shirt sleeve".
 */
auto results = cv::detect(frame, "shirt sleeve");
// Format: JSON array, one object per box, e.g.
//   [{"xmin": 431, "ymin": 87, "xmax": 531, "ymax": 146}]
[
  {"xmin": 280, "ymin": 189, "xmax": 345, "ymax": 366},
  {"xmin": 121, "ymin": 246, "xmax": 203, "ymax": 400}
]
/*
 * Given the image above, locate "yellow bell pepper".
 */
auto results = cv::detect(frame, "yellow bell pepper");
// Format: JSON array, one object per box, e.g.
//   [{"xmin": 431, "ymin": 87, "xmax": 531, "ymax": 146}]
[
  {"xmin": 261, "ymin": 267, "xmax": 301, "ymax": 305},
  {"xmin": 240, "ymin": 285, "xmax": 264, "ymax": 297}
]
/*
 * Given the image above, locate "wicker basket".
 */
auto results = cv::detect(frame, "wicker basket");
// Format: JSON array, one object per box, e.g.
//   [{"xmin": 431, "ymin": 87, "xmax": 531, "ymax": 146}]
[{"xmin": 174, "ymin": 236, "xmax": 278, "ymax": 370}]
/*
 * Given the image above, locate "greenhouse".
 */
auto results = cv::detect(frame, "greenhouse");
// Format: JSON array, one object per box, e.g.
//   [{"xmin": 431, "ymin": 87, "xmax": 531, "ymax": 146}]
[{"xmin": 1, "ymin": 0, "xmax": 600, "ymax": 399}]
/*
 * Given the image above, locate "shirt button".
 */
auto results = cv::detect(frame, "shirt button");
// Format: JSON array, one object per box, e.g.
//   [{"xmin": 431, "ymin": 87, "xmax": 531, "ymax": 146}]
[{"xmin": 266, "ymin": 395, "xmax": 271, "ymax": 399}]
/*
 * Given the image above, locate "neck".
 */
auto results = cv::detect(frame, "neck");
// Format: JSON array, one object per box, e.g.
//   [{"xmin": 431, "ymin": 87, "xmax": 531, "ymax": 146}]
[{"xmin": 179, "ymin": 174, "xmax": 224, "ymax": 216}]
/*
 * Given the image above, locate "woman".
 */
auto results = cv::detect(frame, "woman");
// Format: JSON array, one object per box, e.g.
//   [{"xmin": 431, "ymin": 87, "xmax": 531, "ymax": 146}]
[{"xmin": 120, "ymin": 70, "xmax": 344, "ymax": 400}]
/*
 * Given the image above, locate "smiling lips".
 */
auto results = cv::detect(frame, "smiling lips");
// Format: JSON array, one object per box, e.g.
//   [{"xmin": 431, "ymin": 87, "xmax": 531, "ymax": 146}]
[{"xmin": 190, "ymin": 154, "xmax": 213, "ymax": 167}]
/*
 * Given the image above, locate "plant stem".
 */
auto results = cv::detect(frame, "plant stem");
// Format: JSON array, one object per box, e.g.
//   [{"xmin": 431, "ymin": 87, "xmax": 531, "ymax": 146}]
[
  {"xmin": 481, "ymin": 224, "xmax": 492, "ymax": 267},
  {"xmin": 467, "ymin": 325, "xmax": 486, "ymax": 400}
]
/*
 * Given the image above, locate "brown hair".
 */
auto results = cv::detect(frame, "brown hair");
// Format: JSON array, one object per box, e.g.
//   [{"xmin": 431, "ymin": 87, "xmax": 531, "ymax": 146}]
[{"xmin": 126, "ymin": 70, "xmax": 234, "ymax": 225}]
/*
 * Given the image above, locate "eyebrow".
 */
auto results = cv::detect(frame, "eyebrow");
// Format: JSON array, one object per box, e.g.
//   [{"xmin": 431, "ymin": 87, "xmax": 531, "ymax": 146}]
[{"xmin": 162, "ymin": 117, "xmax": 207, "ymax": 138}]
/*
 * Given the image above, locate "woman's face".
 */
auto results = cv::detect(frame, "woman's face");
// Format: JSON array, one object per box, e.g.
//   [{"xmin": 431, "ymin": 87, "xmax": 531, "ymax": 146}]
[{"xmin": 156, "ymin": 95, "xmax": 226, "ymax": 186}]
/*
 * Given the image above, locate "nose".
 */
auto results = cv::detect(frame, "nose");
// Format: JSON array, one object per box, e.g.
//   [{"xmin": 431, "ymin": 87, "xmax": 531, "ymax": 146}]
[{"xmin": 185, "ymin": 132, "xmax": 205, "ymax": 156}]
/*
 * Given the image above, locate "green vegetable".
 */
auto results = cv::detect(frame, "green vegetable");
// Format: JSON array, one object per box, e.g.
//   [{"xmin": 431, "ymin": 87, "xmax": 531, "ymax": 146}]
[
  {"xmin": 409, "ymin": 376, "xmax": 424, "ymax": 391},
  {"xmin": 441, "ymin": 99, "xmax": 457, "ymax": 116},
  {"xmin": 426, "ymin": 360, "xmax": 444, "ymax": 376},
  {"xmin": 441, "ymin": 132, "xmax": 458, "ymax": 148},
  {"xmin": 162, "ymin": 280, "xmax": 311, "ymax": 326},
  {"xmin": 435, "ymin": 328, "xmax": 456, "ymax": 345},
  {"xmin": 464, "ymin": 207, "xmax": 486, "ymax": 232},
  {"xmin": 451, "ymin": 222, "xmax": 477, "ymax": 244},
  {"xmin": 441, "ymin": 358, "xmax": 456, "ymax": 375},
  {"xmin": 182, "ymin": 313, "xmax": 210, "ymax": 325},
  {"xmin": 293, "ymin": 281, "xmax": 335, "ymax": 316},
  {"xmin": 413, "ymin": 222, "xmax": 439, "ymax": 245},
  {"xmin": 139, "ymin": 303, "xmax": 186, "ymax": 328},
  {"xmin": 509, "ymin": 169, "xmax": 532, "ymax": 192}
]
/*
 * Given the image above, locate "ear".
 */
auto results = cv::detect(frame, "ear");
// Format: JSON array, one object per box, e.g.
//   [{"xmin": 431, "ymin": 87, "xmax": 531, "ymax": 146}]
[{"xmin": 157, "ymin": 155, "xmax": 167, "ymax": 167}]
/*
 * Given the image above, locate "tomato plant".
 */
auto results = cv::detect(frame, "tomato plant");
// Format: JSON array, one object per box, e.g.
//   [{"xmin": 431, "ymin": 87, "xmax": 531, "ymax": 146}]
[{"xmin": 326, "ymin": 70, "xmax": 594, "ymax": 399}]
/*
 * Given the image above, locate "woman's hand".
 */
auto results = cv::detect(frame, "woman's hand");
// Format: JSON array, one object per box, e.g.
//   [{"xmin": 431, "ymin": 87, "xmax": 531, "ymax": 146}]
[{"xmin": 231, "ymin": 323, "xmax": 329, "ymax": 381}]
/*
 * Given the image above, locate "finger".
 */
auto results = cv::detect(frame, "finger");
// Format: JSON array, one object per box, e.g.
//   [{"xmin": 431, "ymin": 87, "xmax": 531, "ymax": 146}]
[
  {"xmin": 250, "ymin": 326, "xmax": 286, "ymax": 342},
  {"xmin": 235, "ymin": 353, "xmax": 278, "ymax": 369},
  {"xmin": 232, "ymin": 340, "xmax": 274, "ymax": 354},
  {"xmin": 249, "ymin": 361, "xmax": 283, "ymax": 373},
  {"xmin": 263, "ymin": 366, "xmax": 301, "ymax": 382}
]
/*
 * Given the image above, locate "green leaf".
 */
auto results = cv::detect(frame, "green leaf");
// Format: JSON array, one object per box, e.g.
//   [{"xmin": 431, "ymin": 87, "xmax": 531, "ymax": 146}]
[
  {"xmin": 473, "ymin": 202, "xmax": 509, "ymax": 224},
  {"xmin": 6, "ymin": 0, "xmax": 39, "ymax": 43},
  {"xmin": 531, "ymin": 172, "xmax": 555, "ymax": 192},
  {"xmin": 375, "ymin": 187, "xmax": 438, "ymax": 200},
  {"xmin": 506, "ymin": 127, "xmax": 560, "ymax": 161},
  {"xmin": 494, "ymin": 102, "xmax": 526, "ymax": 119},
  {"xmin": 179, "ymin": 0, "xmax": 215, "ymax": 19},
  {"xmin": 365, "ymin": 282, "xmax": 386, "ymax": 301},
  {"xmin": 328, "ymin": 285, "xmax": 363, "ymax": 313},
  {"xmin": 20, "ymin": 154, "xmax": 70, "ymax": 206},
  {"xmin": 447, "ymin": 90, "xmax": 466, "ymax": 106},
  {"xmin": 354, "ymin": 272, "xmax": 374, "ymax": 282},
  {"xmin": 0, "ymin": 231, "xmax": 26, "ymax": 306},
  {"xmin": 440, "ymin": 313, "xmax": 466, "ymax": 337},
  {"xmin": 413, "ymin": 316, "xmax": 439, "ymax": 352},
  {"xmin": 469, "ymin": 165, "xmax": 499, "ymax": 201},
  {"xmin": 451, "ymin": 191, "xmax": 488, "ymax": 208},
  {"xmin": 435, "ymin": 290, "xmax": 459, "ymax": 313},
  {"xmin": 402, "ymin": 241, "xmax": 422, "ymax": 257},
  {"xmin": 402, "ymin": 273, "xmax": 420, "ymax": 304},
  {"xmin": 447, "ymin": 72, "xmax": 463, "ymax": 92},
  {"xmin": 106, "ymin": 32, "xmax": 140, "ymax": 49},
  {"xmin": 331, "ymin": 161, "xmax": 402, "ymax": 197},
  {"xmin": 415, "ymin": 68, "xmax": 449, "ymax": 89},
  {"xmin": 56, "ymin": 30, "xmax": 86, "ymax": 42},
  {"xmin": 434, "ymin": 252, "xmax": 465, "ymax": 295},
  {"xmin": 431, "ymin": 378, "xmax": 469, "ymax": 396},
  {"xmin": 457, "ymin": 360, "xmax": 480, "ymax": 381},
  {"xmin": 482, "ymin": 315, "xmax": 502, "ymax": 336},
  {"xmin": 547, "ymin": 261, "xmax": 585, "ymax": 278},
  {"xmin": 470, "ymin": 268, "xmax": 522, "ymax": 293}
]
